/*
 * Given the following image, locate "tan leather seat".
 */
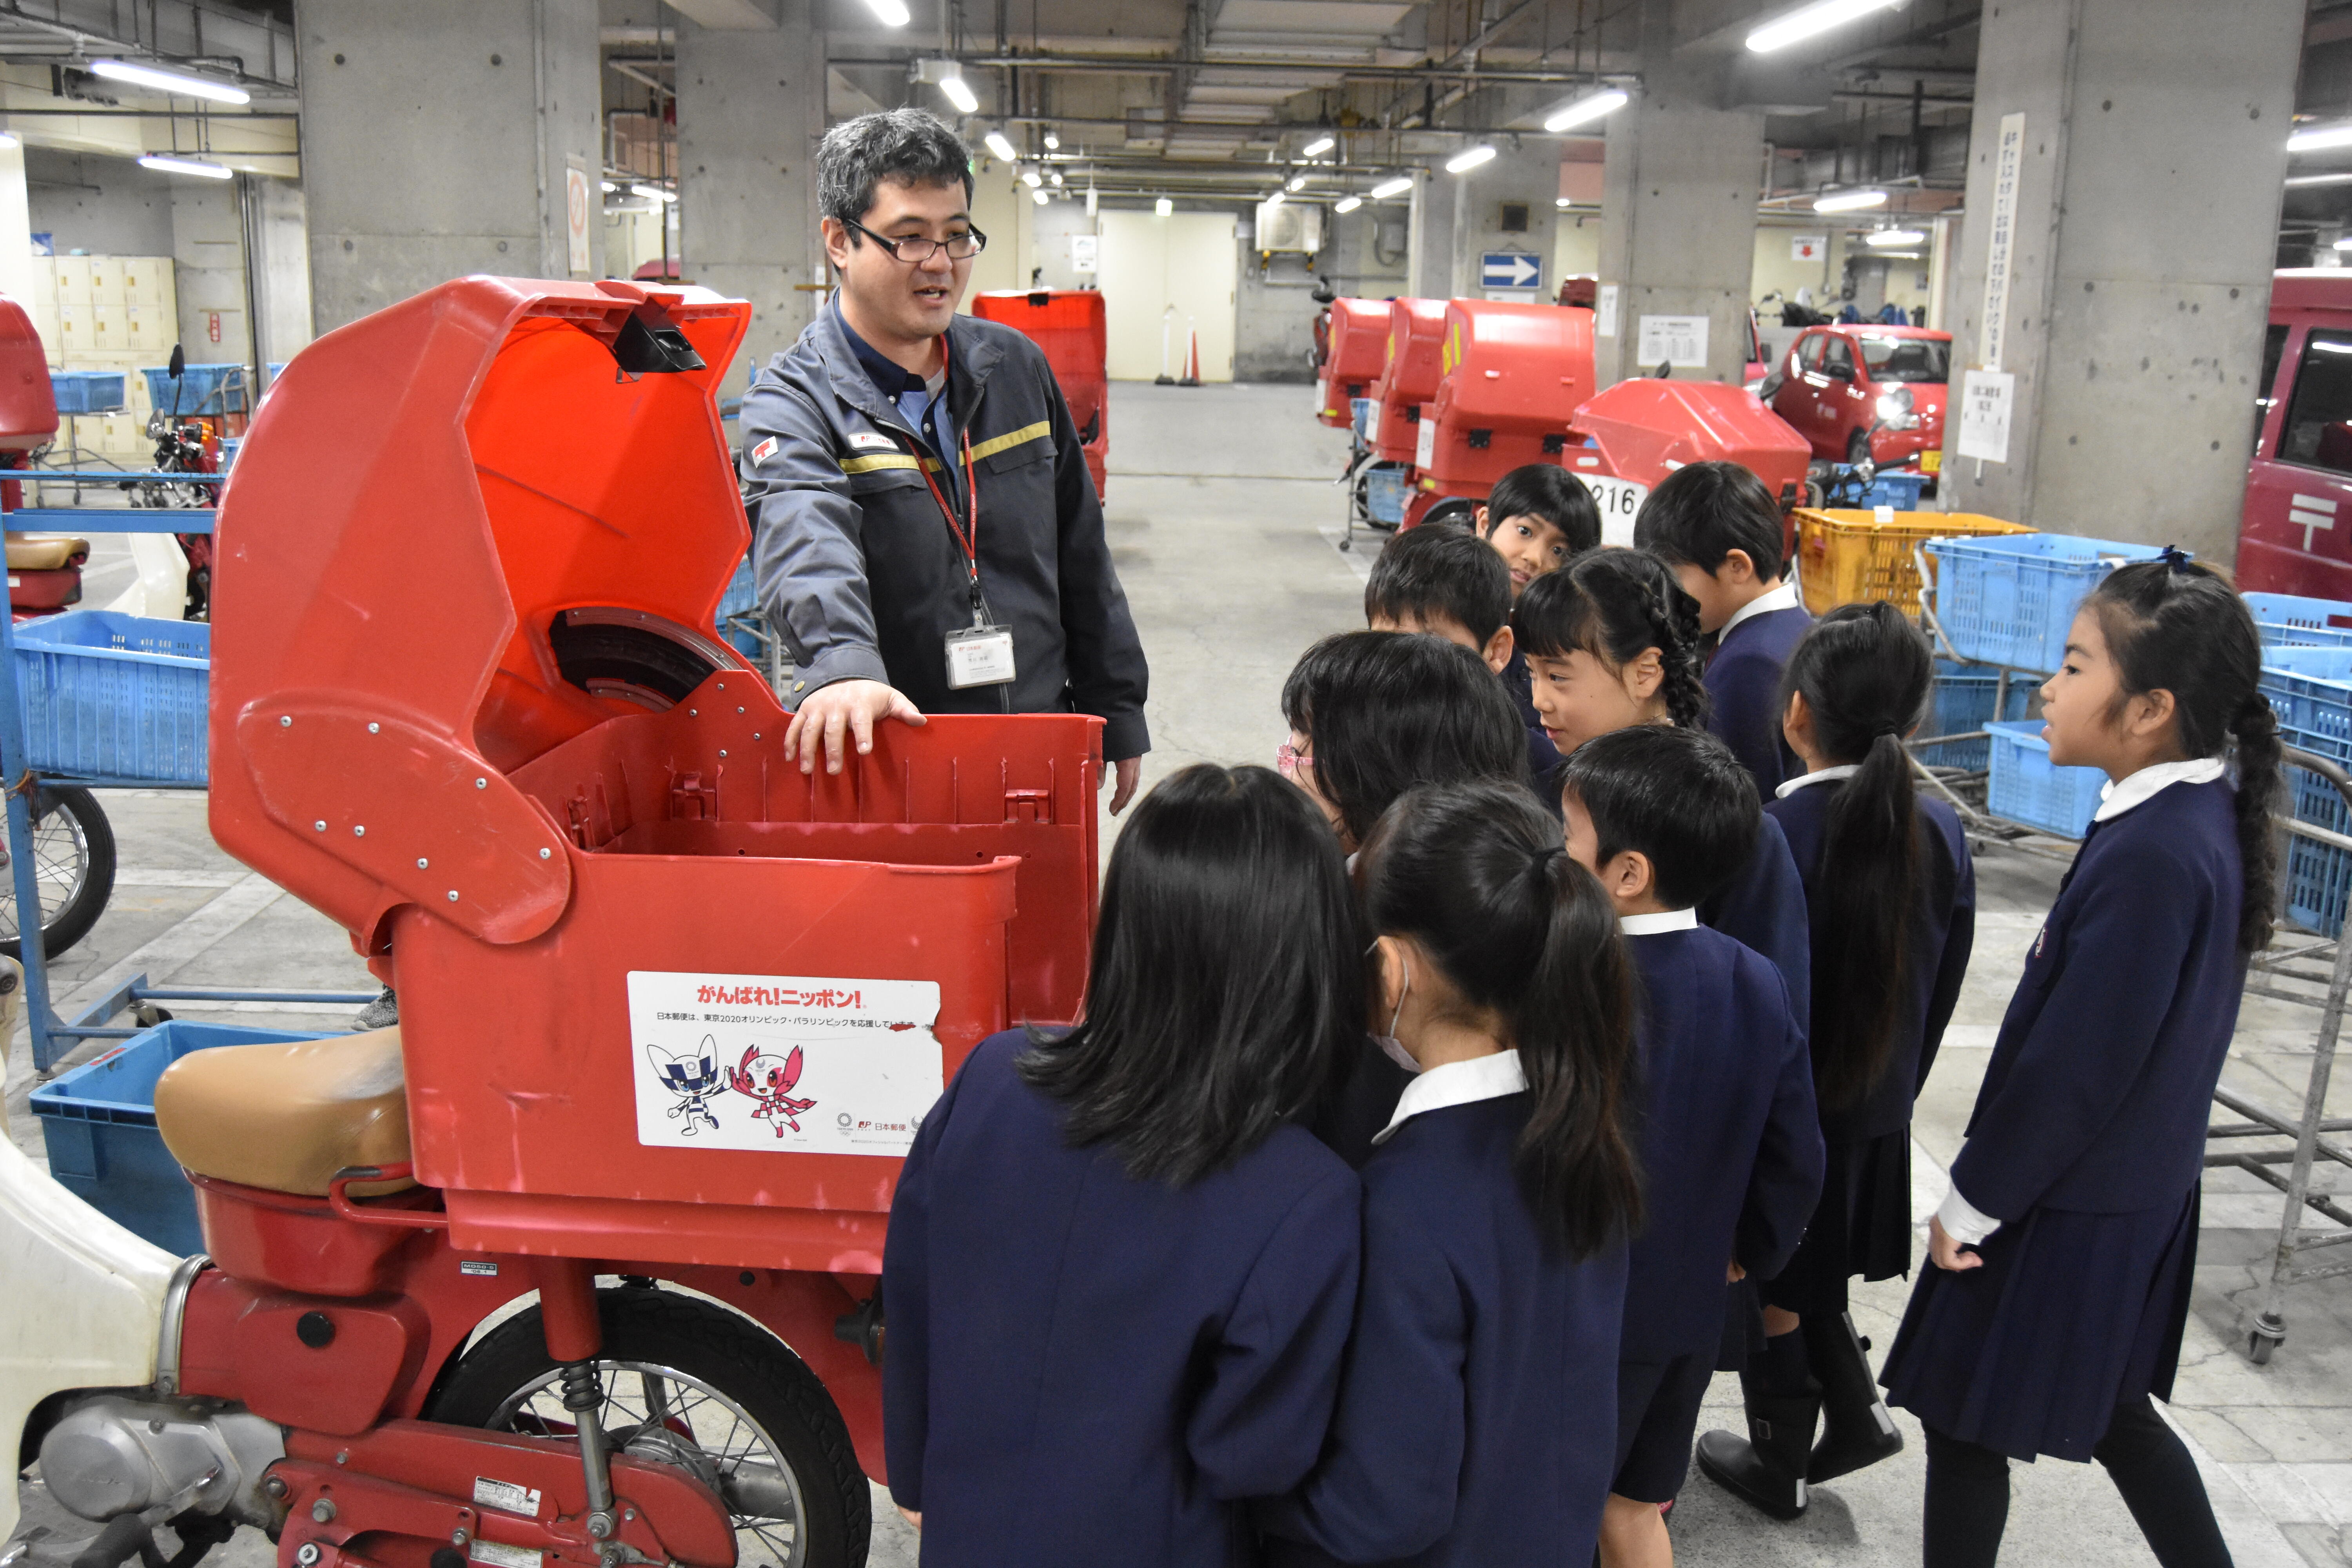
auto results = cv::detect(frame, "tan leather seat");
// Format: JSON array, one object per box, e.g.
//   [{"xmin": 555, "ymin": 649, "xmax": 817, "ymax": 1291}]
[
  {"xmin": 156, "ymin": 1027, "xmax": 413, "ymax": 1197},
  {"xmin": 6, "ymin": 534, "xmax": 89, "ymax": 571}
]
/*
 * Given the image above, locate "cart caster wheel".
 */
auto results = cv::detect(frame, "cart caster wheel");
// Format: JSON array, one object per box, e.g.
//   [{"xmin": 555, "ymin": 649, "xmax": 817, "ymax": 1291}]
[
  {"xmin": 132, "ymin": 1004, "xmax": 172, "ymax": 1027},
  {"xmin": 1339, "ymin": 538, "xmax": 1352, "ymax": 552},
  {"xmin": 2250, "ymin": 1316, "xmax": 2285, "ymax": 1365}
]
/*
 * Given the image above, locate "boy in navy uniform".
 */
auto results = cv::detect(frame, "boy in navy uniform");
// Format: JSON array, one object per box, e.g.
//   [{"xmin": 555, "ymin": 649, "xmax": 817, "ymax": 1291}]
[
  {"xmin": 1634, "ymin": 462, "xmax": 1811, "ymax": 795},
  {"xmin": 1479, "ymin": 463, "xmax": 1603, "ymax": 774},
  {"xmin": 1558, "ymin": 726, "xmax": 1824, "ymax": 1564}
]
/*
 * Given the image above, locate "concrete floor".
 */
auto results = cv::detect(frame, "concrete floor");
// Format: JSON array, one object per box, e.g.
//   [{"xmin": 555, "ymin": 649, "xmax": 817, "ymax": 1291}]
[{"xmin": 7, "ymin": 378, "xmax": 2352, "ymax": 1566}]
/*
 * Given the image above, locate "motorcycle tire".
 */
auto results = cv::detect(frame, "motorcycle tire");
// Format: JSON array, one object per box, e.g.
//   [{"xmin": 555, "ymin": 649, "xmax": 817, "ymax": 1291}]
[
  {"xmin": 0, "ymin": 786, "xmax": 117, "ymax": 961},
  {"xmin": 426, "ymin": 1285, "xmax": 871, "ymax": 1568}
]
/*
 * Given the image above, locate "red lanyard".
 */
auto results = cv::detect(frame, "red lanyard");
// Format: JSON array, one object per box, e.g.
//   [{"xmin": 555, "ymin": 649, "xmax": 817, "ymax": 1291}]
[{"xmin": 917, "ymin": 424, "xmax": 981, "ymax": 583}]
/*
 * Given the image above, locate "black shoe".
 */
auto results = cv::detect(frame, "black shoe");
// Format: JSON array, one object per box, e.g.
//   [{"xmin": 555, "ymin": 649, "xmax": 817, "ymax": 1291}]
[
  {"xmin": 1804, "ymin": 1311, "xmax": 1904, "ymax": 1484},
  {"xmin": 354, "ymin": 986, "xmax": 399, "ymax": 1031},
  {"xmin": 1695, "ymin": 1382, "xmax": 1820, "ymax": 1521}
]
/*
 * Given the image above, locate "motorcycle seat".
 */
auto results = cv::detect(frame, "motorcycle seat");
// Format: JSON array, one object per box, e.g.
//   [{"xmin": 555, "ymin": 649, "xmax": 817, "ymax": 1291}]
[
  {"xmin": 154, "ymin": 1026, "xmax": 414, "ymax": 1197},
  {"xmin": 5, "ymin": 533, "xmax": 89, "ymax": 571}
]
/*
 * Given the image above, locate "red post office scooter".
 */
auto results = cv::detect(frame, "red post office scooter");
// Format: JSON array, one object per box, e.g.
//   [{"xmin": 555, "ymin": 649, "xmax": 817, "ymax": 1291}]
[{"xmin": 1, "ymin": 277, "xmax": 1101, "ymax": 1568}]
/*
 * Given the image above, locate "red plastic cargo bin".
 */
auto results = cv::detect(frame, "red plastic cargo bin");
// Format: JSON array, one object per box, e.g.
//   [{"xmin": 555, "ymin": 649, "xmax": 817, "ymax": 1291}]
[
  {"xmin": 1318, "ymin": 297, "xmax": 1392, "ymax": 428},
  {"xmin": 1414, "ymin": 299, "xmax": 1598, "ymax": 499},
  {"xmin": 208, "ymin": 276, "xmax": 1105, "ymax": 1483},
  {"xmin": 1564, "ymin": 378, "xmax": 1814, "ymax": 551},
  {"xmin": 971, "ymin": 287, "xmax": 1109, "ymax": 498},
  {"xmin": 1367, "ymin": 298, "xmax": 1450, "ymax": 466}
]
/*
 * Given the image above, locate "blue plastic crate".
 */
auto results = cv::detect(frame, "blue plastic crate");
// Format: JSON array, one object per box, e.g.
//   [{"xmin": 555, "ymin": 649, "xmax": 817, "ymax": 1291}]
[
  {"xmin": 1915, "ymin": 660, "xmax": 2034, "ymax": 771},
  {"xmin": 13, "ymin": 610, "xmax": 209, "ymax": 783},
  {"xmin": 31, "ymin": 1022, "xmax": 328, "ymax": 1254},
  {"xmin": 1924, "ymin": 534, "xmax": 2171, "ymax": 672},
  {"xmin": 1985, "ymin": 719, "xmax": 2107, "ymax": 838},
  {"xmin": 2259, "ymin": 645, "xmax": 2352, "ymax": 935},
  {"xmin": 1820, "ymin": 465, "xmax": 1930, "ymax": 511},
  {"xmin": 716, "ymin": 554, "xmax": 763, "ymax": 661},
  {"xmin": 141, "ymin": 363, "xmax": 248, "ymax": 416},
  {"xmin": 1365, "ymin": 464, "xmax": 1408, "ymax": 527},
  {"xmin": 49, "ymin": 370, "xmax": 127, "ymax": 415},
  {"xmin": 1350, "ymin": 397, "xmax": 1375, "ymax": 444},
  {"xmin": 2246, "ymin": 591, "xmax": 2352, "ymax": 650}
]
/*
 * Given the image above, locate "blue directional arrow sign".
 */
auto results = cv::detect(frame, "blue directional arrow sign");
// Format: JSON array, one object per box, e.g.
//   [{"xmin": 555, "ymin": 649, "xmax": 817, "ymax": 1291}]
[{"xmin": 1480, "ymin": 252, "xmax": 1542, "ymax": 290}]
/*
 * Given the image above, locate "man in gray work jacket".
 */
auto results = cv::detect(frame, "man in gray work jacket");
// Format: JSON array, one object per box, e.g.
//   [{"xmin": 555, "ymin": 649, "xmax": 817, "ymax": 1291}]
[{"xmin": 740, "ymin": 109, "xmax": 1150, "ymax": 811}]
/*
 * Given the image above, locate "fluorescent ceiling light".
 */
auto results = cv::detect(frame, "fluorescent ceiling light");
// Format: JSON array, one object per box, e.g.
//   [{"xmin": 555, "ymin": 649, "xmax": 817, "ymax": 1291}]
[
  {"xmin": 90, "ymin": 58, "xmax": 249, "ymax": 104},
  {"xmin": 1370, "ymin": 175, "xmax": 1414, "ymax": 199},
  {"xmin": 938, "ymin": 73, "xmax": 978, "ymax": 114},
  {"xmin": 1865, "ymin": 227, "xmax": 1926, "ymax": 247},
  {"xmin": 2336, "ymin": 237, "xmax": 2352, "ymax": 252},
  {"xmin": 1265, "ymin": 189, "xmax": 1286, "ymax": 208},
  {"xmin": 983, "ymin": 131, "xmax": 1017, "ymax": 162},
  {"xmin": 863, "ymin": 0, "xmax": 911, "ymax": 20},
  {"xmin": 1301, "ymin": 135, "xmax": 1335, "ymax": 158},
  {"xmin": 1746, "ymin": 0, "xmax": 1902, "ymax": 53},
  {"xmin": 632, "ymin": 182, "xmax": 676, "ymax": 203},
  {"xmin": 1044, "ymin": 132, "xmax": 1060, "ymax": 150},
  {"xmin": 1022, "ymin": 168, "xmax": 1042, "ymax": 188},
  {"xmin": 1543, "ymin": 88, "xmax": 1628, "ymax": 133},
  {"xmin": 1050, "ymin": 171, "xmax": 1063, "ymax": 186},
  {"xmin": 1445, "ymin": 143, "xmax": 1496, "ymax": 174},
  {"xmin": 2290, "ymin": 123, "xmax": 2352, "ymax": 153},
  {"xmin": 1032, "ymin": 188, "xmax": 1049, "ymax": 205},
  {"xmin": 1814, "ymin": 187, "xmax": 1886, "ymax": 212},
  {"xmin": 2289, "ymin": 172, "xmax": 2352, "ymax": 187},
  {"xmin": 139, "ymin": 154, "xmax": 232, "ymax": 180},
  {"xmin": 1286, "ymin": 174, "xmax": 1307, "ymax": 191},
  {"xmin": 600, "ymin": 180, "xmax": 617, "ymax": 192},
  {"xmin": 1155, "ymin": 196, "xmax": 1173, "ymax": 216},
  {"xmin": 0, "ymin": 134, "xmax": 17, "ymax": 151},
  {"xmin": 1335, "ymin": 195, "xmax": 1363, "ymax": 213}
]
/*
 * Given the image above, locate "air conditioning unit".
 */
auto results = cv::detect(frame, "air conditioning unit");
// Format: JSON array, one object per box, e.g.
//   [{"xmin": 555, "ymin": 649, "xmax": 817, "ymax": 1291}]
[{"xmin": 1254, "ymin": 201, "xmax": 1323, "ymax": 254}]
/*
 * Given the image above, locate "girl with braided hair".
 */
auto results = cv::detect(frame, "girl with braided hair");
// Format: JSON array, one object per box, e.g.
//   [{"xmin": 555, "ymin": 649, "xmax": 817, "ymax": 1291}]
[
  {"xmin": 1515, "ymin": 550, "xmax": 1811, "ymax": 1020},
  {"xmin": 1880, "ymin": 554, "xmax": 2279, "ymax": 1568},
  {"xmin": 1697, "ymin": 602, "xmax": 1978, "ymax": 1521}
]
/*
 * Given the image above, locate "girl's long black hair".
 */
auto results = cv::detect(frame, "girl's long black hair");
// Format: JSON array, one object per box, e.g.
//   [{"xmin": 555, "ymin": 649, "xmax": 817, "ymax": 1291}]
[
  {"xmin": 1017, "ymin": 764, "xmax": 1365, "ymax": 1185},
  {"xmin": 1778, "ymin": 602, "xmax": 1934, "ymax": 1112},
  {"xmin": 1514, "ymin": 549, "xmax": 1711, "ymax": 730},
  {"xmin": 2086, "ymin": 558, "xmax": 2283, "ymax": 956},
  {"xmin": 1358, "ymin": 781, "xmax": 1641, "ymax": 1258}
]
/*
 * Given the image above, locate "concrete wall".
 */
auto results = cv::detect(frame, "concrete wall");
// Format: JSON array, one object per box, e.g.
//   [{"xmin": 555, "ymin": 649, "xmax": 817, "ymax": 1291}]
[
  {"xmin": 1326, "ymin": 203, "xmax": 1410, "ymax": 300},
  {"xmin": 1938, "ymin": 0, "xmax": 2304, "ymax": 556},
  {"xmin": 1449, "ymin": 142, "xmax": 1560, "ymax": 302},
  {"xmin": 1236, "ymin": 238, "xmax": 1321, "ymax": 383},
  {"xmin": 1555, "ymin": 212, "xmax": 1601, "ymax": 289},
  {"xmin": 25, "ymin": 149, "xmax": 174, "ymax": 257},
  {"xmin": 171, "ymin": 178, "xmax": 249, "ymax": 364},
  {"xmin": 249, "ymin": 176, "xmax": 314, "ymax": 372},
  {"xmin": 298, "ymin": 0, "xmax": 605, "ymax": 332}
]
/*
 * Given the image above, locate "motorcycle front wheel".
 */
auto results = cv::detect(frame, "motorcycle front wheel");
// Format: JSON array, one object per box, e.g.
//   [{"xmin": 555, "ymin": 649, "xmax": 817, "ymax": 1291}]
[
  {"xmin": 425, "ymin": 1285, "xmax": 871, "ymax": 1568},
  {"xmin": 0, "ymin": 786, "xmax": 118, "ymax": 960}
]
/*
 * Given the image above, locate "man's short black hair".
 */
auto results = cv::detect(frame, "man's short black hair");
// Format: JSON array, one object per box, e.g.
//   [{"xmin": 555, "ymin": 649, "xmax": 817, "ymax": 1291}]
[
  {"xmin": 1365, "ymin": 525, "xmax": 1512, "ymax": 649},
  {"xmin": 818, "ymin": 109, "xmax": 974, "ymax": 232},
  {"xmin": 1631, "ymin": 460, "xmax": 1786, "ymax": 583},
  {"xmin": 1484, "ymin": 464, "xmax": 1601, "ymax": 555},
  {"xmin": 1557, "ymin": 725, "xmax": 1758, "ymax": 909}
]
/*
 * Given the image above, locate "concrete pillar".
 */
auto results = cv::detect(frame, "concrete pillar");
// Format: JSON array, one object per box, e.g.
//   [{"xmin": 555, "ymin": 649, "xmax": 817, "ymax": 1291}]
[
  {"xmin": 296, "ymin": 0, "xmax": 604, "ymax": 334},
  {"xmin": 246, "ymin": 178, "xmax": 314, "ymax": 379},
  {"xmin": 1595, "ymin": 8, "xmax": 1763, "ymax": 387},
  {"xmin": 1936, "ymin": 0, "xmax": 2303, "ymax": 558},
  {"xmin": 171, "ymin": 180, "xmax": 250, "ymax": 366},
  {"xmin": 674, "ymin": 0, "xmax": 824, "ymax": 399},
  {"xmin": 1406, "ymin": 173, "xmax": 1454, "ymax": 300},
  {"xmin": 1448, "ymin": 141, "xmax": 1560, "ymax": 303},
  {"xmin": 0, "ymin": 143, "xmax": 37, "ymax": 315}
]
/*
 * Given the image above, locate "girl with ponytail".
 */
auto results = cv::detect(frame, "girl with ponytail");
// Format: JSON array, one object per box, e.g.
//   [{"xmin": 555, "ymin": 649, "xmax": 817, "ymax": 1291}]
[
  {"xmin": 1261, "ymin": 780, "xmax": 1644, "ymax": 1568},
  {"xmin": 1879, "ymin": 556, "xmax": 2277, "ymax": 1568},
  {"xmin": 1515, "ymin": 550, "xmax": 1813, "ymax": 1020},
  {"xmin": 1695, "ymin": 603, "xmax": 1978, "ymax": 1521}
]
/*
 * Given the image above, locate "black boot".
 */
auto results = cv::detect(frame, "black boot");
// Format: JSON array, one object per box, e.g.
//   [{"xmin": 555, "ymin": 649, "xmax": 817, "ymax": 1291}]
[
  {"xmin": 1804, "ymin": 1311, "xmax": 1904, "ymax": 1484},
  {"xmin": 1695, "ymin": 1375, "xmax": 1820, "ymax": 1521}
]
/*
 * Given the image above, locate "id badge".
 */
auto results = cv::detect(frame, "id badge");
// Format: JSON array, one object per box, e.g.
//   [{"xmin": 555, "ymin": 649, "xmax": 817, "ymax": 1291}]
[{"xmin": 946, "ymin": 625, "xmax": 1017, "ymax": 689}]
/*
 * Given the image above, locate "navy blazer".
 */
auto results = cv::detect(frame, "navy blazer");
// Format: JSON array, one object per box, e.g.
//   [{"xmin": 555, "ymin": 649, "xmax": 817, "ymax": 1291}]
[
  {"xmin": 1952, "ymin": 778, "xmax": 2248, "ymax": 1218},
  {"xmin": 1501, "ymin": 646, "xmax": 1566, "ymax": 808},
  {"xmin": 1696, "ymin": 811, "xmax": 1813, "ymax": 1025},
  {"xmin": 1620, "ymin": 926, "xmax": 1824, "ymax": 1363},
  {"xmin": 884, "ymin": 1032, "xmax": 1363, "ymax": 1566},
  {"xmin": 1706, "ymin": 603, "xmax": 1813, "ymax": 795},
  {"xmin": 1767, "ymin": 781, "xmax": 1978, "ymax": 1143},
  {"xmin": 1264, "ymin": 1094, "xmax": 1628, "ymax": 1568}
]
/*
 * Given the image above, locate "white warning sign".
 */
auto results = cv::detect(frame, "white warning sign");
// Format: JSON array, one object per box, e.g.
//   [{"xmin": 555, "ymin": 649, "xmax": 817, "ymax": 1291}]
[{"xmin": 628, "ymin": 971, "xmax": 944, "ymax": 1157}]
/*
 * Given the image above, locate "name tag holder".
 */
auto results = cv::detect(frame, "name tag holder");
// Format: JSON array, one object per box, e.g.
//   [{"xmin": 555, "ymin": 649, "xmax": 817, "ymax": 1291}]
[{"xmin": 911, "ymin": 404, "xmax": 1016, "ymax": 691}]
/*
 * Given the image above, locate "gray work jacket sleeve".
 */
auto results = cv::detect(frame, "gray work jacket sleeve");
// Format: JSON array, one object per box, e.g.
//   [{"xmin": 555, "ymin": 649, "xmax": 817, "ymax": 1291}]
[{"xmin": 740, "ymin": 375, "xmax": 893, "ymax": 694}]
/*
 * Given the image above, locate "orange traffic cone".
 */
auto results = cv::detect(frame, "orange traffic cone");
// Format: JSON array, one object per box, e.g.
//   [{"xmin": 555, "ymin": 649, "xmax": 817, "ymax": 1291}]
[{"xmin": 1179, "ymin": 319, "xmax": 1202, "ymax": 387}]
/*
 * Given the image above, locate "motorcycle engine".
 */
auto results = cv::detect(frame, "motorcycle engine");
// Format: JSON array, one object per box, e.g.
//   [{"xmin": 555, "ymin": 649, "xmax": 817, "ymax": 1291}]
[{"xmin": 37, "ymin": 1396, "xmax": 283, "ymax": 1526}]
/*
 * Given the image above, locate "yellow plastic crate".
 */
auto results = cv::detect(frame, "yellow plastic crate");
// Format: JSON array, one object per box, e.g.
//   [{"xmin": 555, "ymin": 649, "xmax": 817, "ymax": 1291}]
[{"xmin": 1793, "ymin": 508, "xmax": 2035, "ymax": 618}]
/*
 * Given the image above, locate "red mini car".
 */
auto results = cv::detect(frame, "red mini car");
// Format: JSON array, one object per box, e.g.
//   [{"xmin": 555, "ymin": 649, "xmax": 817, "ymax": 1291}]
[{"xmin": 1763, "ymin": 323, "xmax": 1951, "ymax": 474}]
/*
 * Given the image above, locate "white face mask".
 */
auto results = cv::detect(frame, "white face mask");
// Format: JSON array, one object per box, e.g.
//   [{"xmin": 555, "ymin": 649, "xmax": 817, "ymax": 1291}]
[{"xmin": 1372, "ymin": 947, "xmax": 1419, "ymax": 1074}]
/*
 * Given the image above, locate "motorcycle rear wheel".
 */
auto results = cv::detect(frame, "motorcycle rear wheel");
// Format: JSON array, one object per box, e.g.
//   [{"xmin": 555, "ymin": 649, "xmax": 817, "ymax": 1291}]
[
  {"xmin": 426, "ymin": 1286, "xmax": 870, "ymax": 1568},
  {"xmin": 0, "ymin": 786, "xmax": 117, "ymax": 960}
]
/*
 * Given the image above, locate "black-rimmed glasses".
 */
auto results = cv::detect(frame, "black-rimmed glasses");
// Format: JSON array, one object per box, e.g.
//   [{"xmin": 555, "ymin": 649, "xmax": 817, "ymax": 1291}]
[{"xmin": 846, "ymin": 218, "xmax": 988, "ymax": 262}]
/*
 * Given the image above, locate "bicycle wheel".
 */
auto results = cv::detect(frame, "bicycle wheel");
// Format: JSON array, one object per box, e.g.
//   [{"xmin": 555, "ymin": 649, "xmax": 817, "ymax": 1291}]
[{"xmin": 0, "ymin": 786, "xmax": 117, "ymax": 960}]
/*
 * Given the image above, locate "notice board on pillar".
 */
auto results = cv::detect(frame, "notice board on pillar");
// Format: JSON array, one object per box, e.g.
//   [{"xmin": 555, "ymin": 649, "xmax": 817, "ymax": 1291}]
[
  {"xmin": 1636, "ymin": 314, "xmax": 1709, "ymax": 370},
  {"xmin": 1957, "ymin": 370, "xmax": 2014, "ymax": 463}
]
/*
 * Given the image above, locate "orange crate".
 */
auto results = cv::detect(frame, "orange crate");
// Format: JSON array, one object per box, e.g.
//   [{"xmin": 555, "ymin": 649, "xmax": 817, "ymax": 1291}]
[{"xmin": 1794, "ymin": 508, "xmax": 2034, "ymax": 618}]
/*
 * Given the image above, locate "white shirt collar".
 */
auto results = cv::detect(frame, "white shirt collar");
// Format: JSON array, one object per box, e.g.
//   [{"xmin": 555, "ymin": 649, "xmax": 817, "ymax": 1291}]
[
  {"xmin": 2094, "ymin": 756, "xmax": 2227, "ymax": 822},
  {"xmin": 1619, "ymin": 907, "xmax": 1700, "ymax": 935},
  {"xmin": 1370, "ymin": 1049, "xmax": 1526, "ymax": 1146},
  {"xmin": 1775, "ymin": 764, "xmax": 1859, "ymax": 799},
  {"xmin": 1719, "ymin": 580, "xmax": 1802, "ymax": 640}
]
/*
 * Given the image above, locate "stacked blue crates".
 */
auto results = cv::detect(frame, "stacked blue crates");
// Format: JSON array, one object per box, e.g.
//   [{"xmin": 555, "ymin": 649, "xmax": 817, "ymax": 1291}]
[
  {"xmin": 717, "ymin": 555, "xmax": 765, "ymax": 662},
  {"xmin": 12, "ymin": 612, "xmax": 209, "ymax": 784},
  {"xmin": 2246, "ymin": 591, "xmax": 2352, "ymax": 650},
  {"xmin": 1923, "ymin": 534, "xmax": 2170, "ymax": 672},
  {"xmin": 2260, "ymin": 644, "xmax": 2352, "ymax": 936},
  {"xmin": 49, "ymin": 370, "xmax": 127, "ymax": 415},
  {"xmin": 1916, "ymin": 660, "xmax": 2033, "ymax": 771},
  {"xmin": 1984, "ymin": 719, "xmax": 2108, "ymax": 838}
]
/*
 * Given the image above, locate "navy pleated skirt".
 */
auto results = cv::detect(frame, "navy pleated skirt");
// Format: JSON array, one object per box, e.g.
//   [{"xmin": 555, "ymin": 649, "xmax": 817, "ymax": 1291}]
[
  {"xmin": 1762, "ymin": 1128, "xmax": 1915, "ymax": 1318},
  {"xmin": 1880, "ymin": 1184, "xmax": 2200, "ymax": 1463}
]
